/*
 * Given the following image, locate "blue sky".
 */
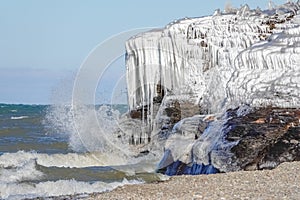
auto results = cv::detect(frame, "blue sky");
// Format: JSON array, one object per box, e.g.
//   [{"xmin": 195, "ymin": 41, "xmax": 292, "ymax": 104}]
[{"xmin": 0, "ymin": 0, "xmax": 287, "ymax": 104}]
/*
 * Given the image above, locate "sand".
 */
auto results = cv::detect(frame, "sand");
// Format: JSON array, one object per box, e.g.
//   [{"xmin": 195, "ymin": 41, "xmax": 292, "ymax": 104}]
[{"xmin": 86, "ymin": 161, "xmax": 300, "ymax": 200}]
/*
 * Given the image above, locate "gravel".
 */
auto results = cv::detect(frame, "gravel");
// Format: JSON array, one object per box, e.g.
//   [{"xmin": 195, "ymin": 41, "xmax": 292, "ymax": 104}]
[{"xmin": 86, "ymin": 161, "xmax": 300, "ymax": 200}]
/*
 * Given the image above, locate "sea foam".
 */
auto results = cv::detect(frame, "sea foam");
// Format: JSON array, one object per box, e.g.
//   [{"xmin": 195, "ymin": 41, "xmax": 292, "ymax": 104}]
[
  {"xmin": 10, "ymin": 116, "xmax": 28, "ymax": 120},
  {"xmin": 0, "ymin": 151, "xmax": 126, "ymax": 168},
  {"xmin": 0, "ymin": 151, "xmax": 144, "ymax": 199},
  {"xmin": 0, "ymin": 178, "xmax": 142, "ymax": 200}
]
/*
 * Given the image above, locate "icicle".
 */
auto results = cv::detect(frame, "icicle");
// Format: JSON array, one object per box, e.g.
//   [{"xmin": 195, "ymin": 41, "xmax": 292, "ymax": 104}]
[
  {"xmin": 268, "ymin": 0, "xmax": 276, "ymax": 10},
  {"xmin": 125, "ymin": 2, "xmax": 300, "ymax": 136}
]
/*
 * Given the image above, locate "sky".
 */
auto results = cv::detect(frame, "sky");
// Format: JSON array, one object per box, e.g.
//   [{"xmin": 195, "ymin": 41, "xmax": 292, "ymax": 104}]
[{"xmin": 0, "ymin": 0, "xmax": 288, "ymax": 104}]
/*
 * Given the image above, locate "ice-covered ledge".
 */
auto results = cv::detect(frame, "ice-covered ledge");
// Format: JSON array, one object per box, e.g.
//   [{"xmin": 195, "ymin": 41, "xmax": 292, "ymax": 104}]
[{"xmin": 125, "ymin": 2, "xmax": 300, "ymax": 115}]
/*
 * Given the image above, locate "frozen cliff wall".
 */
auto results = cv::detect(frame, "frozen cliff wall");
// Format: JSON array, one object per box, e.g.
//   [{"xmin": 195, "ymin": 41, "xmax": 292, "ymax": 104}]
[
  {"xmin": 228, "ymin": 24, "xmax": 300, "ymax": 108},
  {"xmin": 125, "ymin": 2, "xmax": 300, "ymax": 116},
  {"xmin": 125, "ymin": 28, "xmax": 204, "ymax": 112}
]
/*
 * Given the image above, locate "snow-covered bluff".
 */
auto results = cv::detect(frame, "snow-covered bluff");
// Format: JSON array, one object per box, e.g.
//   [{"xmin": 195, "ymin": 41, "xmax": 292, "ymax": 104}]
[{"xmin": 125, "ymin": 2, "xmax": 300, "ymax": 115}]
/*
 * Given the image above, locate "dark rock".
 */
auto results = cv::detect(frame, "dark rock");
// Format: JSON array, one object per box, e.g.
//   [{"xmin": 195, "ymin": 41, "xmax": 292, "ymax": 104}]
[
  {"xmin": 134, "ymin": 150, "xmax": 150, "ymax": 158},
  {"xmin": 226, "ymin": 107, "xmax": 300, "ymax": 171},
  {"xmin": 164, "ymin": 100, "xmax": 182, "ymax": 125},
  {"xmin": 260, "ymin": 126, "xmax": 300, "ymax": 169},
  {"xmin": 129, "ymin": 105, "xmax": 150, "ymax": 120},
  {"xmin": 153, "ymin": 96, "xmax": 163, "ymax": 104},
  {"xmin": 157, "ymin": 106, "xmax": 300, "ymax": 176},
  {"xmin": 130, "ymin": 109, "xmax": 142, "ymax": 119}
]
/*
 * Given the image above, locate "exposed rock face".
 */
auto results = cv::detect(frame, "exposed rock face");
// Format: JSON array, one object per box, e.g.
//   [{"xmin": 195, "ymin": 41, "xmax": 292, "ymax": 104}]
[
  {"xmin": 227, "ymin": 107, "xmax": 300, "ymax": 170},
  {"xmin": 157, "ymin": 107, "xmax": 300, "ymax": 175}
]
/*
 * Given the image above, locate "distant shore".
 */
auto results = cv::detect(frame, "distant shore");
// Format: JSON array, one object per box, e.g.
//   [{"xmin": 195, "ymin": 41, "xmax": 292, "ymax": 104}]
[{"xmin": 85, "ymin": 161, "xmax": 300, "ymax": 200}]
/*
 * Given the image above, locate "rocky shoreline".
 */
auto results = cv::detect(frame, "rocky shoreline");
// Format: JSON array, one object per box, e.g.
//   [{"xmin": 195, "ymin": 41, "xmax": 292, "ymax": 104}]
[{"xmin": 157, "ymin": 106, "xmax": 300, "ymax": 175}]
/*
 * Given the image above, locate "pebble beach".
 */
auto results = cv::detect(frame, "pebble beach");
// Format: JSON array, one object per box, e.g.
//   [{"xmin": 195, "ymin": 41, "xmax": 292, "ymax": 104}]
[{"xmin": 86, "ymin": 161, "xmax": 300, "ymax": 200}]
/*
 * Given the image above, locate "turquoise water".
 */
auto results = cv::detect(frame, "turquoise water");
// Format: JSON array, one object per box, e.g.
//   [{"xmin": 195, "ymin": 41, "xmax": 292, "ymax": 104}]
[{"xmin": 0, "ymin": 104, "xmax": 160, "ymax": 199}]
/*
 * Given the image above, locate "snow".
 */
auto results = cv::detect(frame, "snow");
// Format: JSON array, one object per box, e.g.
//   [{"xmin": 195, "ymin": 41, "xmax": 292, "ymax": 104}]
[{"xmin": 125, "ymin": 1, "xmax": 300, "ymax": 116}]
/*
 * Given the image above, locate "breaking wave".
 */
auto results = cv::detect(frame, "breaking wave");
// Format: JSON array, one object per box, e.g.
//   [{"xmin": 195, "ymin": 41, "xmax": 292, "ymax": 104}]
[
  {"xmin": 1, "ymin": 178, "xmax": 142, "ymax": 200},
  {"xmin": 10, "ymin": 116, "xmax": 29, "ymax": 120}
]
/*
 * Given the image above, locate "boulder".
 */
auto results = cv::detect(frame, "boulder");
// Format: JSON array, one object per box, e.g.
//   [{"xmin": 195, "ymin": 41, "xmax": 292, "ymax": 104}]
[
  {"xmin": 157, "ymin": 106, "xmax": 300, "ymax": 175},
  {"xmin": 226, "ymin": 107, "xmax": 300, "ymax": 171}
]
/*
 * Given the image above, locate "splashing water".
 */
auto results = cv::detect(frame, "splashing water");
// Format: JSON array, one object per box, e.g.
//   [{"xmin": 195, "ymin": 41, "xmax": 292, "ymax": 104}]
[{"xmin": 46, "ymin": 105, "xmax": 128, "ymax": 161}]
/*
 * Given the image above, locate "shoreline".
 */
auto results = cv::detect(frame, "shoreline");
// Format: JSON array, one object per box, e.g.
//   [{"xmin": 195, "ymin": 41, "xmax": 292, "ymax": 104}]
[{"xmin": 85, "ymin": 161, "xmax": 300, "ymax": 200}]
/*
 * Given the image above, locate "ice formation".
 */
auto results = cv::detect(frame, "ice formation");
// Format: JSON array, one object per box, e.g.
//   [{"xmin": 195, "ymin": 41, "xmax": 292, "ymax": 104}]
[
  {"xmin": 124, "ymin": 2, "xmax": 300, "ymax": 174},
  {"xmin": 126, "ymin": 2, "xmax": 300, "ymax": 115}
]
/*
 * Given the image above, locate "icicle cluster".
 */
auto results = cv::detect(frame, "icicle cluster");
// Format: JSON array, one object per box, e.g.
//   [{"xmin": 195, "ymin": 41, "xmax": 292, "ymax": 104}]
[{"xmin": 125, "ymin": 1, "xmax": 300, "ymax": 125}]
